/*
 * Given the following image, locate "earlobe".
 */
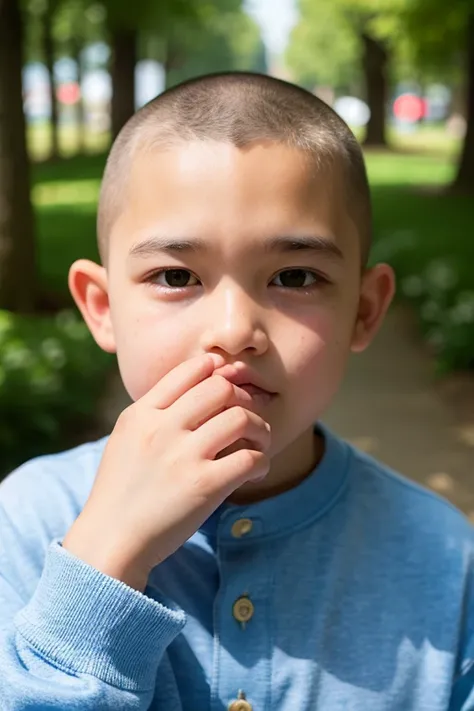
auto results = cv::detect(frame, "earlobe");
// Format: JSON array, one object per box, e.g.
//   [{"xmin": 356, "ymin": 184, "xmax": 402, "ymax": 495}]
[
  {"xmin": 68, "ymin": 259, "xmax": 117, "ymax": 354},
  {"xmin": 351, "ymin": 263, "xmax": 396, "ymax": 353}
]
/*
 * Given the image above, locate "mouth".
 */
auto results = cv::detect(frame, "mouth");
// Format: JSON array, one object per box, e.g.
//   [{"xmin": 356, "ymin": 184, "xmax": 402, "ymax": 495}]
[
  {"xmin": 233, "ymin": 383, "xmax": 276, "ymax": 406},
  {"xmin": 213, "ymin": 363, "xmax": 277, "ymax": 406}
]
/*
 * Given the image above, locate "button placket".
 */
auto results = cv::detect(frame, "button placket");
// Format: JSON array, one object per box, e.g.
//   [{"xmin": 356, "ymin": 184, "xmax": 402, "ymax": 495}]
[
  {"xmin": 232, "ymin": 594, "xmax": 255, "ymax": 630},
  {"xmin": 213, "ymin": 513, "xmax": 270, "ymax": 711},
  {"xmin": 228, "ymin": 689, "xmax": 253, "ymax": 711},
  {"xmin": 231, "ymin": 518, "xmax": 253, "ymax": 538}
]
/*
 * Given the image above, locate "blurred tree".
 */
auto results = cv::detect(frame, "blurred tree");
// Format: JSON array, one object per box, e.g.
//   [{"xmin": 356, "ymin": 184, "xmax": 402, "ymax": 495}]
[
  {"xmin": 0, "ymin": 0, "xmax": 37, "ymax": 312},
  {"xmin": 287, "ymin": 0, "xmax": 407, "ymax": 146},
  {"xmin": 53, "ymin": 0, "xmax": 106, "ymax": 152},
  {"xmin": 163, "ymin": 4, "xmax": 266, "ymax": 88},
  {"xmin": 24, "ymin": 0, "xmax": 61, "ymax": 158},
  {"xmin": 102, "ymin": 0, "xmax": 200, "ymax": 138},
  {"xmin": 24, "ymin": 0, "xmax": 103, "ymax": 157},
  {"xmin": 42, "ymin": 0, "xmax": 60, "ymax": 158},
  {"xmin": 286, "ymin": 1, "xmax": 359, "ymax": 93},
  {"xmin": 403, "ymin": 0, "xmax": 474, "ymax": 193}
]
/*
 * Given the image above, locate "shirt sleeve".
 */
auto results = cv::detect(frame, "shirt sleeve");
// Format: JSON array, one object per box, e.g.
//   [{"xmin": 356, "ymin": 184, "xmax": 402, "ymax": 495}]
[{"xmin": 0, "ymin": 536, "xmax": 186, "ymax": 708}]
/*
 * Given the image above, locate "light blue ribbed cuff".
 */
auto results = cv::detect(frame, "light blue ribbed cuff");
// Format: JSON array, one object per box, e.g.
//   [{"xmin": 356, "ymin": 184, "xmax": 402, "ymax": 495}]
[{"xmin": 14, "ymin": 541, "xmax": 186, "ymax": 691}]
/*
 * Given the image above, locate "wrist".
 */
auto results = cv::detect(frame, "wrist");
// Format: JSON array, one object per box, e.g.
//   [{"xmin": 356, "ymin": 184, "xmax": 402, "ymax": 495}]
[{"xmin": 62, "ymin": 517, "xmax": 151, "ymax": 593}]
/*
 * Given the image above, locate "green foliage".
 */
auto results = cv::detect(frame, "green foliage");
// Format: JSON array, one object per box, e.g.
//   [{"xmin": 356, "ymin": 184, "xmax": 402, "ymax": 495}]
[
  {"xmin": 0, "ymin": 309, "xmax": 112, "ymax": 477},
  {"xmin": 31, "ymin": 152, "xmax": 104, "ymax": 299},
  {"xmin": 367, "ymin": 149, "xmax": 474, "ymax": 373},
  {"xmin": 23, "ymin": 0, "xmax": 104, "ymax": 64},
  {"xmin": 286, "ymin": 1, "xmax": 359, "ymax": 91},
  {"xmin": 102, "ymin": 0, "xmax": 202, "ymax": 34},
  {"xmin": 286, "ymin": 0, "xmax": 411, "ymax": 91},
  {"xmin": 286, "ymin": 0, "xmax": 472, "ymax": 92},
  {"xmin": 164, "ymin": 5, "xmax": 266, "ymax": 87},
  {"xmin": 402, "ymin": 0, "xmax": 472, "ymax": 74}
]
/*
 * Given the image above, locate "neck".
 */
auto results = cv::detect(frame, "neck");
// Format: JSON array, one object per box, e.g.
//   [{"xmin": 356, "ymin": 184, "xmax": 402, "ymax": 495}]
[{"xmin": 228, "ymin": 426, "xmax": 325, "ymax": 506}]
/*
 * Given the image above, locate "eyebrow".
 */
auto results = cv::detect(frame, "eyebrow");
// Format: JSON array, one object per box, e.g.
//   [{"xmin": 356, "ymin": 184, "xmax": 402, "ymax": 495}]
[{"xmin": 128, "ymin": 234, "xmax": 344, "ymax": 261}]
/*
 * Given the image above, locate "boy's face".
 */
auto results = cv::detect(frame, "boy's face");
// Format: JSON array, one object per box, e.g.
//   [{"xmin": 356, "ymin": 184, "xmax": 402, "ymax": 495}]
[{"xmin": 71, "ymin": 140, "xmax": 394, "ymax": 476}]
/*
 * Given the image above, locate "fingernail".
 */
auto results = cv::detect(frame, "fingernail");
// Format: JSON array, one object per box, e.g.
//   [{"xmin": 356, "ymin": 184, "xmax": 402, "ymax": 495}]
[
  {"xmin": 251, "ymin": 471, "xmax": 268, "ymax": 483},
  {"xmin": 208, "ymin": 353, "xmax": 225, "ymax": 368}
]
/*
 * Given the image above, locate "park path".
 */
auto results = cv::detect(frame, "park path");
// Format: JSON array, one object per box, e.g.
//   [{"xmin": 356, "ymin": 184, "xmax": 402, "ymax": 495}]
[
  {"xmin": 99, "ymin": 306, "xmax": 474, "ymax": 517},
  {"xmin": 324, "ymin": 306, "xmax": 474, "ymax": 517}
]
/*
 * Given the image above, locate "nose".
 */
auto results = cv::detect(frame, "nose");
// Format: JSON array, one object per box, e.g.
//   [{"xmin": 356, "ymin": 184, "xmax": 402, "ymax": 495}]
[{"xmin": 199, "ymin": 282, "xmax": 269, "ymax": 357}]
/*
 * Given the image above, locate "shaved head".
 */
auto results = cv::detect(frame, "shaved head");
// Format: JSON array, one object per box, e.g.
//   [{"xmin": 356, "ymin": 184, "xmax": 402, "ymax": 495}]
[{"xmin": 97, "ymin": 72, "xmax": 372, "ymax": 265}]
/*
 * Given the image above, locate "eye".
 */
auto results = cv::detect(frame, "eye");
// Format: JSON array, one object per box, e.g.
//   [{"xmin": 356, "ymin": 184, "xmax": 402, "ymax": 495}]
[
  {"xmin": 271, "ymin": 269, "xmax": 322, "ymax": 289},
  {"xmin": 149, "ymin": 269, "xmax": 200, "ymax": 288}
]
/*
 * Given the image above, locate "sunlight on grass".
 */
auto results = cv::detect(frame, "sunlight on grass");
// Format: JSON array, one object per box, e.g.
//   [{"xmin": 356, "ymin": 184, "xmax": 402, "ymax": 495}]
[
  {"xmin": 28, "ymin": 122, "xmax": 109, "ymax": 162},
  {"xmin": 365, "ymin": 151, "xmax": 456, "ymax": 186},
  {"xmin": 33, "ymin": 180, "xmax": 100, "ymax": 207}
]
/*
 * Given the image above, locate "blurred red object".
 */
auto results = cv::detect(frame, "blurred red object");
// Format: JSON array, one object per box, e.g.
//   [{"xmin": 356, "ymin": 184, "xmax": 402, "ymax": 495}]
[
  {"xmin": 393, "ymin": 94, "xmax": 426, "ymax": 122},
  {"xmin": 56, "ymin": 82, "xmax": 81, "ymax": 105}
]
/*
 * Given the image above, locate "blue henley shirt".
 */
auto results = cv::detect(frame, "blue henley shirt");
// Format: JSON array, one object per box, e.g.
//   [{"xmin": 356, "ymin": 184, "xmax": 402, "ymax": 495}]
[{"xmin": 0, "ymin": 423, "xmax": 473, "ymax": 710}]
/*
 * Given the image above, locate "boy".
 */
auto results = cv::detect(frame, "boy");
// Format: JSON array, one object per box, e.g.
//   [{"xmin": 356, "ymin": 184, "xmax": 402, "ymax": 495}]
[{"xmin": 0, "ymin": 72, "xmax": 473, "ymax": 710}]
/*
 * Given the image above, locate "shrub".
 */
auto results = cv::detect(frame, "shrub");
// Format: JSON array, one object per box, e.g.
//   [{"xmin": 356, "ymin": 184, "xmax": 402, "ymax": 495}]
[
  {"xmin": 0, "ymin": 309, "xmax": 112, "ymax": 478},
  {"xmin": 372, "ymin": 232, "xmax": 474, "ymax": 374}
]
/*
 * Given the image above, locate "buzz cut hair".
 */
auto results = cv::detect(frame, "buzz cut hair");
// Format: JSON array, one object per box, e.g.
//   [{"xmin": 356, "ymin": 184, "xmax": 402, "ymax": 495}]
[{"xmin": 97, "ymin": 71, "xmax": 372, "ymax": 265}]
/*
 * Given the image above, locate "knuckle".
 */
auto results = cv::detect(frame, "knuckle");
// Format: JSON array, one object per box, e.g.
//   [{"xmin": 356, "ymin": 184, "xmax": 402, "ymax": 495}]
[
  {"xmin": 237, "ymin": 448, "xmax": 258, "ymax": 469},
  {"xmin": 115, "ymin": 405, "xmax": 137, "ymax": 431},
  {"xmin": 212, "ymin": 375, "xmax": 234, "ymax": 399},
  {"xmin": 231, "ymin": 406, "xmax": 251, "ymax": 430}
]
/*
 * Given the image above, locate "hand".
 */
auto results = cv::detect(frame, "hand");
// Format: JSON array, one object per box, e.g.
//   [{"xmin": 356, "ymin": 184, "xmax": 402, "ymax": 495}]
[{"xmin": 62, "ymin": 354, "xmax": 271, "ymax": 591}]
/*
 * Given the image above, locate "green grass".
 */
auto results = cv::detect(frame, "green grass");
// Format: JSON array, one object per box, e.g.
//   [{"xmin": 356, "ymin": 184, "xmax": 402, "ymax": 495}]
[
  {"xmin": 28, "ymin": 121, "xmax": 109, "ymax": 162},
  {"xmin": 32, "ymin": 153, "xmax": 105, "ymax": 300},
  {"xmin": 365, "ymin": 150, "xmax": 474, "ymax": 296}
]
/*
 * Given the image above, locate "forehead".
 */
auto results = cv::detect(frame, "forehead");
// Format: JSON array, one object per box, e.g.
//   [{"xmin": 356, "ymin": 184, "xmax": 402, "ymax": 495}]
[{"xmin": 110, "ymin": 140, "xmax": 359, "ymax": 262}]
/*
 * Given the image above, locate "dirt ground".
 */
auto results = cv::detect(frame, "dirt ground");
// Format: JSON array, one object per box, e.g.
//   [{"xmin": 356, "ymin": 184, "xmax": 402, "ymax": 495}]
[{"xmin": 324, "ymin": 306, "xmax": 474, "ymax": 518}]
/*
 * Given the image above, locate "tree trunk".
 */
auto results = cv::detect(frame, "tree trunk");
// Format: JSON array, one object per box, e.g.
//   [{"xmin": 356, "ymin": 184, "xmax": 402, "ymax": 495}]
[
  {"xmin": 110, "ymin": 28, "xmax": 137, "ymax": 139},
  {"xmin": 0, "ymin": 0, "xmax": 37, "ymax": 313},
  {"xmin": 42, "ymin": 0, "xmax": 59, "ymax": 160},
  {"xmin": 73, "ymin": 39, "xmax": 86, "ymax": 154},
  {"xmin": 361, "ymin": 32, "xmax": 388, "ymax": 147},
  {"xmin": 451, "ymin": 13, "xmax": 474, "ymax": 193}
]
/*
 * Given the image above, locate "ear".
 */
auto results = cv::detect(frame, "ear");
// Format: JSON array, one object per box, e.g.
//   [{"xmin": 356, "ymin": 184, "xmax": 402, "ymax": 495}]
[
  {"xmin": 68, "ymin": 259, "xmax": 117, "ymax": 354},
  {"xmin": 351, "ymin": 263, "xmax": 396, "ymax": 353}
]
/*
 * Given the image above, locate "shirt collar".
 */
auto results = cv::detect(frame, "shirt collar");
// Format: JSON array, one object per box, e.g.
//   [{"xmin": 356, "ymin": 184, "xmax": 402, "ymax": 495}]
[{"xmin": 200, "ymin": 422, "xmax": 350, "ymax": 542}]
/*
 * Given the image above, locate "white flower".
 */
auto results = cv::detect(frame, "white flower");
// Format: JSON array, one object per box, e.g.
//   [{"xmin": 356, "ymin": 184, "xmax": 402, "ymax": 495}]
[
  {"xmin": 425, "ymin": 260, "xmax": 458, "ymax": 292},
  {"xmin": 2, "ymin": 343, "xmax": 35, "ymax": 370},
  {"xmin": 450, "ymin": 291, "xmax": 474, "ymax": 324},
  {"xmin": 401, "ymin": 275, "xmax": 424, "ymax": 298},
  {"xmin": 41, "ymin": 338, "xmax": 66, "ymax": 368},
  {"xmin": 55, "ymin": 310, "xmax": 88, "ymax": 340}
]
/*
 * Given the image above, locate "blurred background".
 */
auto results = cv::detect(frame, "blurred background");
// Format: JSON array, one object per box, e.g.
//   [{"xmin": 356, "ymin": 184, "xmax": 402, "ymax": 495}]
[{"xmin": 0, "ymin": 0, "xmax": 473, "ymax": 511}]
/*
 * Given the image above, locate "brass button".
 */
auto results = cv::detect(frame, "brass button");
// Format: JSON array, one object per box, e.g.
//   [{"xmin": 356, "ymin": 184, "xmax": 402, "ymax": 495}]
[
  {"xmin": 228, "ymin": 701, "xmax": 253, "ymax": 711},
  {"xmin": 231, "ymin": 518, "xmax": 253, "ymax": 538},
  {"xmin": 233, "ymin": 596, "xmax": 254, "ymax": 623}
]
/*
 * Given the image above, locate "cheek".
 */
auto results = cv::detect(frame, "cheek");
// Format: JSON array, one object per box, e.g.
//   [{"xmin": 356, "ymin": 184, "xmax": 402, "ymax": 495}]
[
  {"xmin": 112, "ymin": 307, "xmax": 197, "ymax": 402},
  {"xmin": 283, "ymin": 306, "xmax": 354, "ymax": 390}
]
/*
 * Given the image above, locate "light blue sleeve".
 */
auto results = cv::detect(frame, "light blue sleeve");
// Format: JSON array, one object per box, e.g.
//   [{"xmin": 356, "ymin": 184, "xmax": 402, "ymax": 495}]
[{"xmin": 0, "ymin": 511, "xmax": 186, "ymax": 709}]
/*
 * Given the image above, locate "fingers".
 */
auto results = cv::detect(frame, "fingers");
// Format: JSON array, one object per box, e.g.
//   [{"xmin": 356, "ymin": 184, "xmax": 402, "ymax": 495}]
[
  {"xmin": 192, "ymin": 406, "xmax": 271, "ymax": 462},
  {"xmin": 170, "ymin": 375, "xmax": 254, "ymax": 430},
  {"xmin": 212, "ymin": 449, "xmax": 270, "ymax": 489},
  {"xmin": 140, "ymin": 354, "xmax": 224, "ymax": 410}
]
